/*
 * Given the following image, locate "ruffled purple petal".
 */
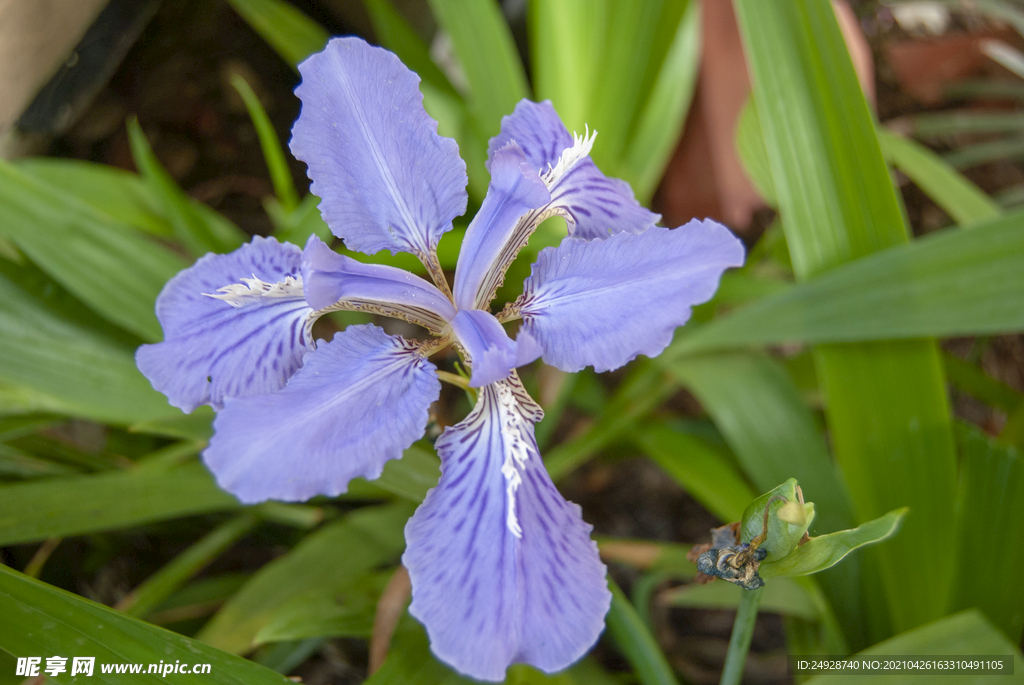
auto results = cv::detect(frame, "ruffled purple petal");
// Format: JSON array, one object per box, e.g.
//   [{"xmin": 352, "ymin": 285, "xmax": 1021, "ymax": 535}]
[
  {"xmin": 450, "ymin": 309, "xmax": 540, "ymax": 388},
  {"xmin": 488, "ymin": 100, "xmax": 659, "ymax": 240},
  {"xmin": 403, "ymin": 377, "xmax": 610, "ymax": 681},
  {"xmin": 136, "ymin": 237, "xmax": 313, "ymax": 413},
  {"xmin": 291, "ymin": 37, "xmax": 467, "ymax": 257},
  {"xmin": 453, "ymin": 142, "xmax": 550, "ymax": 310},
  {"xmin": 203, "ymin": 324, "xmax": 440, "ymax": 503},
  {"xmin": 520, "ymin": 221, "xmax": 745, "ymax": 373},
  {"xmin": 302, "ymin": 236, "xmax": 456, "ymax": 333}
]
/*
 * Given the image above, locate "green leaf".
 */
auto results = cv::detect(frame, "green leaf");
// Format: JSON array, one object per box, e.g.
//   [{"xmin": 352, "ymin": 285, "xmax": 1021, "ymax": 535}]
[
  {"xmin": 197, "ymin": 502, "xmax": 413, "ymax": 654},
  {"xmin": 734, "ymin": 98, "xmax": 776, "ymax": 206},
  {"xmin": 636, "ymin": 419, "xmax": 756, "ymax": 523},
  {"xmin": 230, "ymin": 74, "xmax": 299, "ymax": 212},
  {"xmin": 224, "ymin": 0, "xmax": 329, "ymax": 69},
  {"xmin": 427, "ymin": 0, "xmax": 530, "ymax": 140},
  {"xmin": 0, "ymin": 460, "xmax": 238, "ymax": 545},
  {"xmin": 943, "ymin": 352, "xmax": 1023, "ymax": 414},
  {"xmin": 254, "ymin": 570, "xmax": 389, "ymax": 643},
  {"xmin": 949, "ymin": 425, "xmax": 1024, "ymax": 643},
  {"xmin": 0, "ymin": 267, "xmax": 181, "ymax": 425},
  {"xmin": 673, "ymin": 211, "xmax": 1024, "ymax": 353},
  {"xmin": 120, "ymin": 513, "xmax": 260, "ymax": 619},
  {"xmin": 0, "ymin": 160, "xmax": 186, "ymax": 342},
  {"xmin": 878, "ymin": 129, "xmax": 1000, "ymax": 226},
  {"xmin": 802, "ymin": 610, "xmax": 1023, "ymax": 685},
  {"xmin": 15, "ymin": 158, "xmax": 173, "ymax": 236},
  {"xmin": 733, "ymin": 0, "xmax": 959, "ymax": 637},
  {"xmin": 621, "ymin": 0, "xmax": 701, "ymax": 201},
  {"xmin": 663, "ymin": 352, "xmax": 852, "ymax": 536},
  {"xmin": 363, "ymin": 0, "xmax": 459, "ymax": 98},
  {"xmin": 605, "ymin": 578, "xmax": 680, "ymax": 685},
  {"xmin": 127, "ymin": 118, "xmax": 247, "ymax": 256},
  {"xmin": 0, "ymin": 564, "xmax": 294, "ymax": 685},
  {"xmin": 130, "ymin": 406, "xmax": 215, "ymax": 441},
  {"xmin": 760, "ymin": 508, "xmax": 906, "ymax": 579},
  {"xmin": 665, "ymin": 576, "xmax": 819, "ymax": 620},
  {"xmin": 361, "ymin": 445, "xmax": 439, "ymax": 503},
  {"xmin": 893, "ymin": 109, "xmax": 1024, "ymax": 138},
  {"xmin": 270, "ymin": 193, "xmax": 334, "ymax": 246}
]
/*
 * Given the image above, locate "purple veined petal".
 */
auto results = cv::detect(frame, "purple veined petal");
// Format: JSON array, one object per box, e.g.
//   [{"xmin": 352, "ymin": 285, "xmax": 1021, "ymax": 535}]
[
  {"xmin": 291, "ymin": 37, "xmax": 468, "ymax": 258},
  {"xmin": 452, "ymin": 142, "xmax": 550, "ymax": 310},
  {"xmin": 136, "ymin": 237, "xmax": 314, "ymax": 413},
  {"xmin": 403, "ymin": 376, "xmax": 610, "ymax": 682},
  {"xmin": 519, "ymin": 220, "xmax": 745, "ymax": 373},
  {"xmin": 302, "ymin": 236, "xmax": 456, "ymax": 333},
  {"xmin": 203, "ymin": 324, "xmax": 440, "ymax": 503},
  {"xmin": 488, "ymin": 100, "xmax": 660, "ymax": 241},
  {"xmin": 450, "ymin": 309, "xmax": 541, "ymax": 388}
]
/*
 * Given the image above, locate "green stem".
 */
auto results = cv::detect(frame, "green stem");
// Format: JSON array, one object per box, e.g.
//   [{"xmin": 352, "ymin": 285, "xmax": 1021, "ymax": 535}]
[{"xmin": 720, "ymin": 586, "xmax": 764, "ymax": 685}]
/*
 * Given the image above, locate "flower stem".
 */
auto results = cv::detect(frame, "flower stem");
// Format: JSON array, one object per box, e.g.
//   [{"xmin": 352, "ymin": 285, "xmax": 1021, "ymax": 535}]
[{"xmin": 720, "ymin": 586, "xmax": 763, "ymax": 685}]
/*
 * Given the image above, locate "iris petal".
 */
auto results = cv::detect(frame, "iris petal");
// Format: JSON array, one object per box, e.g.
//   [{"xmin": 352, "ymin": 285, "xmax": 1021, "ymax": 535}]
[
  {"xmin": 453, "ymin": 142, "xmax": 550, "ymax": 310},
  {"xmin": 450, "ymin": 309, "xmax": 541, "ymax": 388},
  {"xmin": 203, "ymin": 324, "xmax": 440, "ymax": 503},
  {"xmin": 520, "ymin": 221, "xmax": 745, "ymax": 372},
  {"xmin": 403, "ymin": 377, "xmax": 610, "ymax": 682},
  {"xmin": 302, "ymin": 235, "xmax": 456, "ymax": 333},
  {"xmin": 136, "ymin": 237, "xmax": 313, "ymax": 413},
  {"xmin": 488, "ymin": 100, "xmax": 659, "ymax": 240},
  {"xmin": 291, "ymin": 37, "xmax": 468, "ymax": 257}
]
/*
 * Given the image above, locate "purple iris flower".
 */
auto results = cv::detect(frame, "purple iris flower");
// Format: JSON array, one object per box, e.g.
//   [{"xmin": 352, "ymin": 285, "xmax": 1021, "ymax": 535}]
[{"xmin": 136, "ymin": 37, "xmax": 743, "ymax": 681}]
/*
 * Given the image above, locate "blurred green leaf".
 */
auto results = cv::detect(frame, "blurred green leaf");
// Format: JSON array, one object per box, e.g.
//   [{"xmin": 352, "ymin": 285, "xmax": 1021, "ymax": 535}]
[
  {"xmin": 198, "ymin": 502, "xmax": 413, "ymax": 654},
  {"xmin": 878, "ymin": 129, "xmax": 1000, "ymax": 226},
  {"xmin": 665, "ymin": 576, "xmax": 819, "ymax": 620},
  {"xmin": 802, "ymin": 610, "xmax": 1023, "ymax": 685},
  {"xmin": 734, "ymin": 98, "xmax": 776, "ymax": 206},
  {"xmin": 427, "ymin": 0, "xmax": 530, "ymax": 140},
  {"xmin": 128, "ymin": 118, "xmax": 247, "ymax": 256},
  {"xmin": 950, "ymin": 425, "xmax": 1024, "ymax": 643},
  {"xmin": 0, "ymin": 159, "xmax": 186, "ymax": 341},
  {"xmin": 270, "ymin": 193, "xmax": 334, "ymax": 246},
  {"xmin": 637, "ymin": 419, "xmax": 756, "ymax": 523},
  {"xmin": 364, "ymin": 0, "xmax": 458, "ymax": 98},
  {"xmin": 892, "ymin": 109, "xmax": 1024, "ymax": 138},
  {"xmin": 674, "ymin": 212, "xmax": 1024, "ymax": 353},
  {"xmin": 606, "ymin": 578, "xmax": 680, "ymax": 685},
  {"xmin": 944, "ymin": 135, "xmax": 1024, "ymax": 169},
  {"xmin": 231, "ymin": 74, "xmax": 299, "ymax": 212},
  {"xmin": 361, "ymin": 445, "xmax": 439, "ymax": 502},
  {"xmin": 0, "ymin": 266, "xmax": 181, "ymax": 425},
  {"xmin": 621, "ymin": 0, "xmax": 701, "ymax": 202},
  {"xmin": 734, "ymin": 0, "xmax": 959, "ymax": 638},
  {"xmin": 254, "ymin": 570, "xmax": 389, "ymax": 643},
  {"xmin": 16, "ymin": 158, "xmax": 173, "ymax": 237},
  {"xmin": 121, "ymin": 513, "xmax": 260, "ymax": 619},
  {"xmin": 130, "ymin": 406, "xmax": 215, "ymax": 441},
  {"xmin": 0, "ymin": 444, "xmax": 80, "ymax": 479},
  {"xmin": 0, "ymin": 460, "xmax": 238, "ymax": 545},
  {"xmin": 0, "ymin": 564, "xmax": 294, "ymax": 685},
  {"xmin": 225, "ymin": 0, "xmax": 329, "ymax": 69},
  {"xmin": 760, "ymin": 508, "xmax": 906, "ymax": 579},
  {"xmin": 943, "ymin": 352, "xmax": 1023, "ymax": 413}
]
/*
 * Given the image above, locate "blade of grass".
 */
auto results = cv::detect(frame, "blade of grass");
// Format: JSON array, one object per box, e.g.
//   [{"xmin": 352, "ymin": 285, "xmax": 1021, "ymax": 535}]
[
  {"xmin": 606, "ymin": 578, "xmax": 680, "ymax": 685},
  {"xmin": 672, "ymin": 211, "xmax": 1024, "ymax": 353},
  {"xmin": 427, "ymin": 0, "xmax": 529, "ymax": 140},
  {"xmin": 230, "ymin": 74, "xmax": 299, "ymax": 212},
  {"xmin": 878, "ymin": 129, "xmax": 1000, "ymax": 226},
  {"xmin": 224, "ymin": 0, "xmax": 329, "ymax": 70},
  {"xmin": 949, "ymin": 424, "xmax": 1024, "ymax": 643},
  {"xmin": 734, "ymin": 0, "xmax": 959, "ymax": 639}
]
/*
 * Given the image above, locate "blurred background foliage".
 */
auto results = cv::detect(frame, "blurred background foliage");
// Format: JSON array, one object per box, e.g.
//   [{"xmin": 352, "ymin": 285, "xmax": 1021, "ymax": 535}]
[{"xmin": 0, "ymin": 0, "xmax": 1023, "ymax": 683}]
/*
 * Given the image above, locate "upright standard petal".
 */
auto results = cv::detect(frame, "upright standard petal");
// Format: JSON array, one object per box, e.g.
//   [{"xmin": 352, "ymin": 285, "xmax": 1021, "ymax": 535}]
[
  {"xmin": 404, "ymin": 377, "xmax": 610, "ymax": 682},
  {"xmin": 203, "ymin": 325, "xmax": 440, "ymax": 503},
  {"xmin": 488, "ymin": 100, "xmax": 659, "ymax": 240},
  {"xmin": 291, "ymin": 37, "xmax": 467, "ymax": 257},
  {"xmin": 453, "ymin": 142, "xmax": 550, "ymax": 310},
  {"xmin": 136, "ymin": 237, "xmax": 314, "ymax": 413},
  {"xmin": 450, "ymin": 309, "xmax": 541, "ymax": 388},
  {"xmin": 519, "ymin": 221, "xmax": 745, "ymax": 373},
  {"xmin": 302, "ymin": 236, "xmax": 456, "ymax": 333}
]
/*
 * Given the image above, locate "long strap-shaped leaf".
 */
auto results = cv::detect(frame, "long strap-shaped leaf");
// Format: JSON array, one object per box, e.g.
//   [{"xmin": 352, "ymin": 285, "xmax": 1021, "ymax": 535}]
[
  {"xmin": 733, "ymin": 0, "xmax": 958, "ymax": 642},
  {"xmin": 672, "ymin": 210, "xmax": 1024, "ymax": 353}
]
